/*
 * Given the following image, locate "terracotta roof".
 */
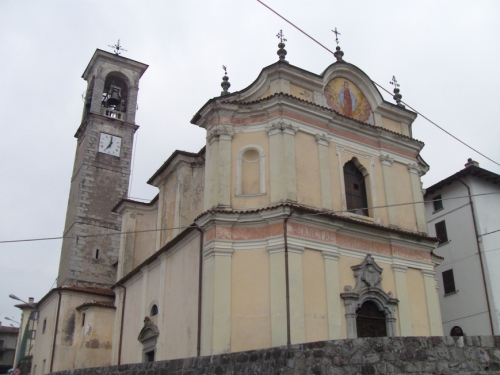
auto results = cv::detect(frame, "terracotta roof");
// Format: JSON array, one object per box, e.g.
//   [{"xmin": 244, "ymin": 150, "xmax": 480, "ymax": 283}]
[
  {"xmin": 194, "ymin": 202, "xmax": 437, "ymax": 242},
  {"xmin": 220, "ymin": 92, "xmax": 423, "ymax": 145},
  {"xmin": 0, "ymin": 325, "xmax": 19, "ymax": 333},
  {"xmin": 425, "ymin": 165, "xmax": 500, "ymax": 196},
  {"xmin": 76, "ymin": 300, "xmax": 116, "ymax": 311},
  {"xmin": 36, "ymin": 285, "xmax": 115, "ymax": 308}
]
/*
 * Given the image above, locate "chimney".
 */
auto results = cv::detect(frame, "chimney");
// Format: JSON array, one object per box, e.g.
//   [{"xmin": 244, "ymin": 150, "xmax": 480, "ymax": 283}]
[
  {"xmin": 465, "ymin": 158, "xmax": 479, "ymax": 168},
  {"xmin": 29, "ymin": 297, "xmax": 34, "ymax": 303}
]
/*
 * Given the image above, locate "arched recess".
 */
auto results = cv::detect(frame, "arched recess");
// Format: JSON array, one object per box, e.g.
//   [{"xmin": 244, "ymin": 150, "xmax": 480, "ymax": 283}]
[
  {"xmin": 102, "ymin": 71, "xmax": 130, "ymax": 113},
  {"xmin": 340, "ymin": 254, "xmax": 399, "ymax": 338},
  {"xmin": 236, "ymin": 145, "xmax": 266, "ymax": 196},
  {"xmin": 149, "ymin": 300, "xmax": 159, "ymax": 317},
  {"xmin": 336, "ymin": 149, "xmax": 377, "ymax": 220}
]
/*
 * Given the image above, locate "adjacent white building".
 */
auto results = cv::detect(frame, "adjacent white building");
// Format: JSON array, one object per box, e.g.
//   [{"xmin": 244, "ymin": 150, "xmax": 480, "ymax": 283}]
[{"xmin": 425, "ymin": 158, "xmax": 500, "ymax": 336}]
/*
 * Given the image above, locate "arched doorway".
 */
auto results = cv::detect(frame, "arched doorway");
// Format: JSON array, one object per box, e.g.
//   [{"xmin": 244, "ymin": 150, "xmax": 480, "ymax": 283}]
[{"xmin": 356, "ymin": 301, "xmax": 387, "ymax": 338}]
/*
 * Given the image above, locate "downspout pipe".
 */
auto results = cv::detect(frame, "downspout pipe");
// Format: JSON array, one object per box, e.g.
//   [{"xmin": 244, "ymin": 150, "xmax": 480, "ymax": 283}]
[
  {"xmin": 118, "ymin": 284, "xmax": 127, "ymax": 365},
  {"xmin": 457, "ymin": 179, "xmax": 495, "ymax": 335},
  {"xmin": 284, "ymin": 207, "xmax": 294, "ymax": 346},
  {"xmin": 195, "ymin": 226, "xmax": 204, "ymax": 357},
  {"xmin": 49, "ymin": 290, "xmax": 62, "ymax": 373}
]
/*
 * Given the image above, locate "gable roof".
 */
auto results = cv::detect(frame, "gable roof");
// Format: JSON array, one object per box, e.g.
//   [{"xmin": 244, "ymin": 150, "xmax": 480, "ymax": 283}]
[{"xmin": 425, "ymin": 165, "xmax": 500, "ymax": 196}]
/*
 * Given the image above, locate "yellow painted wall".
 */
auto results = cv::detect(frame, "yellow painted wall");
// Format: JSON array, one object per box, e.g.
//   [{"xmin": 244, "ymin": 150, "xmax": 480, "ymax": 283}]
[
  {"xmin": 163, "ymin": 236, "xmax": 199, "ymax": 359},
  {"xmin": 381, "ymin": 117, "xmax": 403, "ymax": 134},
  {"xmin": 407, "ymin": 267, "xmax": 430, "ymax": 336},
  {"xmin": 230, "ymin": 248, "xmax": 271, "ymax": 352},
  {"xmin": 133, "ymin": 212, "xmax": 157, "ymax": 269},
  {"xmin": 302, "ymin": 249, "xmax": 328, "ymax": 342},
  {"xmin": 296, "ymin": 132, "xmax": 322, "ymax": 208},
  {"xmin": 231, "ymin": 131, "xmax": 270, "ymax": 208},
  {"xmin": 120, "ymin": 279, "xmax": 144, "ymax": 364},
  {"xmin": 31, "ymin": 293, "xmax": 59, "ymax": 374},
  {"xmin": 290, "ymin": 84, "xmax": 314, "ymax": 103},
  {"xmin": 392, "ymin": 162, "xmax": 417, "ymax": 231},
  {"xmin": 372, "ymin": 160, "xmax": 389, "ymax": 225},
  {"xmin": 328, "ymin": 143, "xmax": 343, "ymax": 212}
]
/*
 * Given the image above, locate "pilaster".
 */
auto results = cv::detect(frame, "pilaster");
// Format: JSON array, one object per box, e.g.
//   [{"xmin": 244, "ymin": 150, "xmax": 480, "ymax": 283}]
[
  {"xmin": 421, "ymin": 269, "xmax": 444, "ymax": 335},
  {"xmin": 408, "ymin": 163, "xmax": 427, "ymax": 232},
  {"xmin": 201, "ymin": 240, "xmax": 233, "ymax": 355},
  {"xmin": 111, "ymin": 286, "xmax": 124, "ymax": 365},
  {"xmin": 392, "ymin": 264, "xmax": 412, "ymax": 336},
  {"xmin": 267, "ymin": 242, "xmax": 287, "ymax": 346},
  {"xmin": 156, "ymin": 253, "xmax": 167, "ymax": 360},
  {"xmin": 380, "ymin": 155, "xmax": 398, "ymax": 227},
  {"xmin": 287, "ymin": 244, "xmax": 305, "ymax": 344},
  {"xmin": 139, "ymin": 266, "xmax": 149, "ymax": 362},
  {"xmin": 322, "ymin": 250, "xmax": 342, "ymax": 339},
  {"xmin": 316, "ymin": 134, "xmax": 333, "ymax": 210}
]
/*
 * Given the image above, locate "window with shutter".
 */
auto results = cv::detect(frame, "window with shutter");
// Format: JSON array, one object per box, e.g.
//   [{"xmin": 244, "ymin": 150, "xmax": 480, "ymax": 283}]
[
  {"xmin": 442, "ymin": 269, "xmax": 456, "ymax": 294},
  {"xmin": 435, "ymin": 220, "xmax": 448, "ymax": 244},
  {"xmin": 344, "ymin": 161, "xmax": 368, "ymax": 216},
  {"xmin": 433, "ymin": 195, "xmax": 443, "ymax": 211}
]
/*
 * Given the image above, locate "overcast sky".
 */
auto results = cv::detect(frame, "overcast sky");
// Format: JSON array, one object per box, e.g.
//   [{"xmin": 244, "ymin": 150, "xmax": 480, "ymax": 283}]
[{"xmin": 1, "ymin": 1, "xmax": 499, "ymax": 323}]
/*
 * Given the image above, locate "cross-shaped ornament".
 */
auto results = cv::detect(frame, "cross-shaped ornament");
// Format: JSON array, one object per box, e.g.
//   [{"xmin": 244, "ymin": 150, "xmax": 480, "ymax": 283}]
[
  {"xmin": 331, "ymin": 28, "xmax": 341, "ymax": 46},
  {"xmin": 109, "ymin": 39, "xmax": 127, "ymax": 55},
  {"xmin": 276, "ymin": 29, "xmax": 287, "ymax": 43},
  {"xmin": 222, "ymin": 65, "xmax": 228, "ymax": 75},
  {"xmin": 390, "ymin": 76, "xmax": 400, "ymax": 88}
]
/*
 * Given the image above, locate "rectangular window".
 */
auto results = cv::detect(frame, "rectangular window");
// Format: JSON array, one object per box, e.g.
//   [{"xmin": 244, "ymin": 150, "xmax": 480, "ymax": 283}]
[
  {"xmin": 435, "ymin": 220, "xmax": 448, "ymax": 244},
  {"xmin": 433, "ymin": 195, "xmax": 443, "ymax": 211},
  {"xmin": 82, "ymin": 313, "xmax": 86, "ymax": 327},
  {"xmin": 42, "ymin": 318, "xmax": 47, "ymax": 334},
  {"xmin": 442, "ymin": 269, "xmax": 456, "ymax": 294},
  {"xmin": 29, "ymin": 329, "xmax": 36, "ymax": 339},
  {"xmin": 145, "ymin": 350, "xmax": 155, "ymax": 362}
]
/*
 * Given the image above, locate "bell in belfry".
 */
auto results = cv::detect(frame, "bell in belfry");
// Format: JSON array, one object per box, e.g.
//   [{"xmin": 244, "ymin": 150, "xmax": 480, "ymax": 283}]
[{"xmin": 106, "ymin": 82, "xmax": 121, "ymax": 107}]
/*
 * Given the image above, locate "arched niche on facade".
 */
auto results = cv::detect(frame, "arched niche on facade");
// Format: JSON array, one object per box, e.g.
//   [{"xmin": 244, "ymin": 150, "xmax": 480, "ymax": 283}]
[
  {"xmin": 137, "ymin": 316, "xmax": 159, "ymax": 362},
  {"xmin": 236, "ymin": 145, "xmax": 266, "ymax": 196},
  {"xmin": 102, "ymin": 71, "xmax": 130, "ymax": 113},
  {"xmin": 341, "ymin": 254, "xmax": 399, "ymax": 338}
]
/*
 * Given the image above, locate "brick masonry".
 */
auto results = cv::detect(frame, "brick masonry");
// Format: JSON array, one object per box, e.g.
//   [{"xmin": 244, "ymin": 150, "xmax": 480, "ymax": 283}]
[{"xmin": 51, "ymin": 336, "xmax": 500, "ymax": 374}]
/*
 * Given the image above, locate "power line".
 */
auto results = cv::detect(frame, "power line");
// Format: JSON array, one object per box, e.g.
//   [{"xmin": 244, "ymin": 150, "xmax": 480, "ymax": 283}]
[
  {"xmin": 2, "ymin": 191, "xmax": 499, "ymax": 245},
  {"xmin": 255, "ymin": 0, "xmax": 500, "ymax": 168}
]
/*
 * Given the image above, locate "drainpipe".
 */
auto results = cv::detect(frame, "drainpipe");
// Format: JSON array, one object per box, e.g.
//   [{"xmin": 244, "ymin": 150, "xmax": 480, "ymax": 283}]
[
  {"xmin": 283, "ymin": 207, "xmax": 294, "ymax": 346},
  {"xmin": 49, "ymin": 290, "xmax": 62, "ymax": 373},
  {"xmin": 118, "ymin": 284, "xmax": 127, "ymax": 365},
  {"xmin": 194, "ymin": 226, "xmax": 204, "ymax": 357},
  {"xmin": 457, "ymin": 179, "xmax": 495, "ymax": 335}
]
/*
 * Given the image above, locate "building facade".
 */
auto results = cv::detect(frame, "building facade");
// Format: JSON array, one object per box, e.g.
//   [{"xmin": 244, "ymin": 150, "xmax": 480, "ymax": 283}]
[
  {"xmin": 0, "ymin": 323, "xmax": 19, "ymax": 373},
  {"xmin": 32, "ymin": 44, "xmax": 443, "ymax": 373},
  {"xmin": 425, "ymin": 159, "xmax": 500, "ymax": 336}
]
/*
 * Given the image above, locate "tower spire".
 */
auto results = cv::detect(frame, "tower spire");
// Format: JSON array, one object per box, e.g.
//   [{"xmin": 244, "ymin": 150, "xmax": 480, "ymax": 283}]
[
  {"xmin": 331, "ymin": 28, "xmax": 344, "ymax": 62},
  {"xmin": 221, "ymin": 65, "xmax": 231, "ymax": 96},
  {"xmin": 390, "ymin": 76, "xmax": 404, "ymax": 107}
]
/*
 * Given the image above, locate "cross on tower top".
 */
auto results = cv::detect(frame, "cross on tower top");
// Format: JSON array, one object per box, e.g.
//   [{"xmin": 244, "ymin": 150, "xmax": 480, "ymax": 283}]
[
  {"xmin": 276, "ymin": 29, "xmax": 287, "ymax": 43},
  {"xmin": 390, "ymin": 76, "xmax": 400, "ymax": 88},
  {"xmin": 108, "ymin": 39, "xmax": 127, "ymax": 55},
  {"xmin": 332, "ymin": 28, "xmax": 341, "ymax": 46}
]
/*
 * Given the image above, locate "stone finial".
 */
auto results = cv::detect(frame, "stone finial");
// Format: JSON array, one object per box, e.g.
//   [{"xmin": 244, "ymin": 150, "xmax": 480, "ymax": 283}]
[
  {"xmin": 276, "ymin": 30, "xmax": 288, "ymax": 63},
  {"xmin": 221, "ymin": 65, "xmax": 231, "ymax": 96},
  {"xmin": 390, "ymin": 76, "xmax": 405, "ymax": 108},
  {"xmin": 334, "ymin": 46, "xmax": 344, "ymax": 62},
  {"xmin": 464, "ymin": 158, "xmax": 479, "ymax": 168}
]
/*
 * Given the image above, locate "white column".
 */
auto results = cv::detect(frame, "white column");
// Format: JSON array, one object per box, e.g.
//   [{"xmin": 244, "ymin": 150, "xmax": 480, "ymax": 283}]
[
  {"xmin": 392, "ymin": 264, "xmax": 412, "ymax": 336},
  {"xmin": 422, "ymin": 269, "xmax": 444, "ymax": 335},
  {"xmin": 139, "ymin": 267, "xmax": 149, "ymax": 362},
  {"xmin": 283, "ymin": 125, "xmax": 298, "ymax": 202},
  {"xmin": 408, "ymin": 163, "xmax": 427, "ymax": 232},
  {"xmin": 287, "ymin": 244, "xmax": 305, "ymax": 344},
  {"xmin": 111, "ymin": 286, "xmax": 124, "ymax": 365},
  {"xmin": 267, "ymin": 242, "xmax": 288, "ymax": 346},
  {"xmin": 156, "ymin": 253, "xmax": 167, "ymax": 359},
  {"xmin": 218, "ymin": 131, "xmax": 234, "ymax": 207},
  {"xmin": 316, "ymin": 134, "xmax": 333, "ymax": 211},
  {"xmin": 267, "ymin": 124, "xmax": 285, "ymax": 202},
  {"xmin": 323, "ymin": 250, "xmax": 342, "ymax": 339},
  {"xmin": 380, "ymin": 155, "xmax": 398, "ymax": 227},
  {"xmin": 201, "ymin": 240, "xmax": 233, "ymax": 355}
]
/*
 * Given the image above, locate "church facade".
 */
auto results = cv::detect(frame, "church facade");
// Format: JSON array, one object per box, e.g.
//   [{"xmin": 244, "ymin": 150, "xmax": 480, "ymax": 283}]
[{"xmin": 31, "ymin": 44, "xmax": 443, "ymax": 373}]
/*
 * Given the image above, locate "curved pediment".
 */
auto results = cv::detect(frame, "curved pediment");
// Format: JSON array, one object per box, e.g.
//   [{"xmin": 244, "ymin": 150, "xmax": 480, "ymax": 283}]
[{"xmin": 137, "ymin": 316, "xmax": 159, "ymax": 343}]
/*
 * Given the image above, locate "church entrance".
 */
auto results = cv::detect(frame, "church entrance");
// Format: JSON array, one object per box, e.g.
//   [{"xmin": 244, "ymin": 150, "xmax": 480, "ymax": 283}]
[{"xmin": 356, "ymin": 301, "xmax": 387, "ymax": 338}]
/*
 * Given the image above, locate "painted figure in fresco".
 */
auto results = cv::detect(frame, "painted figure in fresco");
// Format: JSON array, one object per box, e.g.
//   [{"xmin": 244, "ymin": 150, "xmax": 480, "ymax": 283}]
[{"xmin": 338, "ymin": 81, "xmax": 358, "ymax": 117}]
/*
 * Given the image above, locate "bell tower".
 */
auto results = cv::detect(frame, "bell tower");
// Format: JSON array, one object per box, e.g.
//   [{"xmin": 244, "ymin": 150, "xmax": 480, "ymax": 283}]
[{"xmin": 57, "ymin": 49, "xmax": 148, "ymax": 287}]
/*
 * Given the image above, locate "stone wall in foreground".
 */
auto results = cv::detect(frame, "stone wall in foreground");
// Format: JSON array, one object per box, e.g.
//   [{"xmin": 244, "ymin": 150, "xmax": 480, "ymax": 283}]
[{"xmin": 52, "ymin": 336, "xmax": 500, "ymax": 375}]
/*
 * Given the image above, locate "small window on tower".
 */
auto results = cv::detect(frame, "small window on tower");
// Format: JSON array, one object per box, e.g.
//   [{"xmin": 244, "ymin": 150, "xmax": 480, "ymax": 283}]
[
  {"xmin": 94, "ymin": 248, "xmax": 100, "ymax": 260},
  {"xmin": 42, "ymin": 318, "xmax": 47, "ymax": 334},
  {"xmin": 82, "ymin": 313, "xmax": 86, "ymax": 327},
  {"xmin": 435, "ymin": 220, "xmax": 448, "ymax": 244},
  {"xmin": 442, "ymin": 269, "xmax": 456, "ymax": 295},
  {"xmin": 433, "ymin": 195, "xmax": 443, "ymax": 212}
]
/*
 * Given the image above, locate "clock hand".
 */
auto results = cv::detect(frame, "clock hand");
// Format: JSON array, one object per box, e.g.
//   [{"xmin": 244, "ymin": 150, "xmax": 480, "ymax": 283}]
[{"xmin": 106, "ymin": 138, "xmax": 113, "ymax": 149}]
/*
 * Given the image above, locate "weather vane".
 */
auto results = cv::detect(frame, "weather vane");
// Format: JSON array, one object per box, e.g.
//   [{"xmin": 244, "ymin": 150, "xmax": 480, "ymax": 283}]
[
  {"xmin": 276, "ymin": 29, "xmax": 287, "ymax": 43},
  {"xmin": 390, "ymin": 76, "xmax": 400, "ymax": 88},
  {"xmin": 332, "ymin": 28, "xmax": 341, "ymax": 46},
  {"xmin": 109, "ymin": 39, "xmax": 127, "ymax": 55},
  {"xmin": 222, "ymin": 65, "xmax": 228, "ymax": 76}
]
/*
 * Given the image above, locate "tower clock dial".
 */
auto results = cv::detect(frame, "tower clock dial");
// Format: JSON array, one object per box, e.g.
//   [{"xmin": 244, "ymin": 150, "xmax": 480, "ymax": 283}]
[{"xmin": 98, "ymin": 133, "xmax": 122, "ymax": 157}]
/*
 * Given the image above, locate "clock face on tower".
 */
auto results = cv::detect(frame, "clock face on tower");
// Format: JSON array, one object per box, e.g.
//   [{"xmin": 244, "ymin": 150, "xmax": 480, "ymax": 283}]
[{"xmin": 98, "ymin": 133, "xmax": 122, "ymax": 157}]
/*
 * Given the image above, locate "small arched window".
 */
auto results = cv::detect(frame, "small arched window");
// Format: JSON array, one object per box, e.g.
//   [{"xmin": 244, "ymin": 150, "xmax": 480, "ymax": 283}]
[
  {"xmin": 344, "ymin": 160, "xmax": 368, "ymax": 216},
  {"xmin": 450, "ymin": 326, "xmax": 464, "ymax": 336},
  {"xmin": 236, "ymin": 145, "xmax": 266, "ymax": 196},
  {"xmin": 150, "ymin": 304, "xmax": 158, "ymax": 317}
]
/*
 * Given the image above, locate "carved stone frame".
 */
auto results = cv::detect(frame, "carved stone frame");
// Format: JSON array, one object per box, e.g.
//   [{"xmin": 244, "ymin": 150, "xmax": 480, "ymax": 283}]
[
  {"xmin": 137, "ymin": 316, "xmax": 159, "ymax": 362},
  {"xmin": 340, "ymin": 254, "xmax": 399, "ymax": 338}
]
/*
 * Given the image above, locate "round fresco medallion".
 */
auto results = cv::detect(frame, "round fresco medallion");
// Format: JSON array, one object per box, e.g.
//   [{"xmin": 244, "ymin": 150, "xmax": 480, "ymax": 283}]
[{"xmin": 324, "ymin": 78, "xmax": 374, "ymax": 124}]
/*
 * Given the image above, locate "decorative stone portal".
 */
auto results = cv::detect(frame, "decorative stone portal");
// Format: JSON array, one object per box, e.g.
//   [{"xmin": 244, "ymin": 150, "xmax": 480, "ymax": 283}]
[
  {"xmin": 137, "ymin": 317, "xmax": 159, "ymax": 362},
  {"xmin": 341, "ymin": 254, "xmax": 398, "ymax": 338}
]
